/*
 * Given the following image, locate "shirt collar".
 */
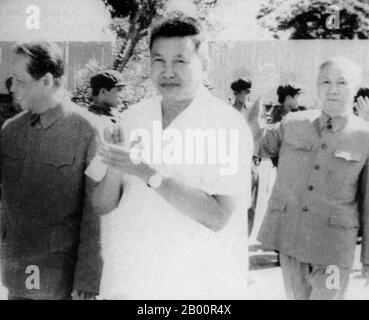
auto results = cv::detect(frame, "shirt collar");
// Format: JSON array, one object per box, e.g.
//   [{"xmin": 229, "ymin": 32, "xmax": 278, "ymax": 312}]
[
  {"xmin": 318, "ymin": 111, "xmax": 349, "ymax": 133},
  {"xmin": 88, "ymin": 104, "xmax": 114, "ymax": 117},
  {"xmin": 157, "ymin": 85, "xmax": 211, "ymax": 128},
  {"xmin": 232, "ymin": 100, "xmax": 246, "ymax": 111},
  {"xmin": 37, "ymin": 103, "xmax": 64, "ymax": 129}
]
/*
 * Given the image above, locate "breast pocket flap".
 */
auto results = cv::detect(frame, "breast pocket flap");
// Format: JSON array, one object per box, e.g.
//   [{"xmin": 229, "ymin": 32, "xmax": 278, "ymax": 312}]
[
  {"xmin": 328, "ymin": 214, "xmax": 359, "ymax": 229},
  {"xmin": 44, "ymin": 152, "xmax": 75, "ymax": 168},
  {"xmin": 269, "ymin": 198, "xmax": 287, "ymax": 214},
  {"xmin": 285, "ymin": 137, "xmax": 313, "ymax": 151},
  {"xmin": 334, "ymin": 150, "xmax": 363, "ymax": 162}
]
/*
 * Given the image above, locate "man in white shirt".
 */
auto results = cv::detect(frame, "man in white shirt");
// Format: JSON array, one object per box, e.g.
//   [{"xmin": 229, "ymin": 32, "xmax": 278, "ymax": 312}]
[
  {"xmin": 231, "ymin": 78, "xmax": 260, "ymax": 236},
  {"xmin": 87, "ymin": 16, "xmax": 253, "ymax": 299}
]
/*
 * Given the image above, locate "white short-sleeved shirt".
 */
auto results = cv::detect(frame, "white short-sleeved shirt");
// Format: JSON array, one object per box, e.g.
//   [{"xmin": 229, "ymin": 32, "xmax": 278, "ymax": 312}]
[{"xmin": 88, "ymin": 86, "xmax": 253, "ymax": 299}]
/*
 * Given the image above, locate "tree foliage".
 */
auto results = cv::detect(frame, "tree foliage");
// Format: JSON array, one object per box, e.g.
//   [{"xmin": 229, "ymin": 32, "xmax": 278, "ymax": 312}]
[
  {"xmin": 257, "ymin": 0, "xmax": 369, "ymax": 39},
  {"xmin": 104, "ymin": 0, "xmax": 166, "ymax": 72}
]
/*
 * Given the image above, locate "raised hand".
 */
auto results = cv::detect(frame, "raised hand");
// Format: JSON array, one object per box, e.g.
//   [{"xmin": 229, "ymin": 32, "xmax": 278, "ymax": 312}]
[{"xmin": 356, "ymin": 96, "xmax": 369, "ymax": 121}]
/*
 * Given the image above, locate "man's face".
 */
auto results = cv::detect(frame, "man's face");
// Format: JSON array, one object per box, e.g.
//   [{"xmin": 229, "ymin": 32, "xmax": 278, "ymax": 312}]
[
  {"xmin": 317, "ymin": 64, "xmax": 358, "ymax": 117},
  {"xmin": 234, "ymin": 90, "xmax": 249, "ymax": 105},
  {"xmin": 150, "ymin": 36, "xmax": 205, "ymax": 103},
  {"xmin": 284, "ymin": 93, "xmax": 300, "ymax": 111},
  {"xmin": 10, "ymin": 54, "xmax": 47, "ymax": 111},
  {"xmin": 102, "ymin": 86, "xmax": 124, "ymax": 108}
]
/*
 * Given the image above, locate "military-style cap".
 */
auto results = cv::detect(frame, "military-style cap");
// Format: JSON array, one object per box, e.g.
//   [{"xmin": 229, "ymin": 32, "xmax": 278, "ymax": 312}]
[
  {"xmin": 276, "ymin": 83, "xmax": 303, "ymax": 103},
  {"xmin": 90, "ymin": 70, "xmax": 125, "ymax": 94},
  {"xmin": 230, "ymin": 78, "xmax": 252, "ymax": 92}
]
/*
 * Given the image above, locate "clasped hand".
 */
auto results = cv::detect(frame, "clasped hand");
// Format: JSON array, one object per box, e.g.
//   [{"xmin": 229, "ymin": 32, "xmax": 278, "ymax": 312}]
[{"xmin": 98, "ymin": 124, "xmax": 156, "ymax": 182}]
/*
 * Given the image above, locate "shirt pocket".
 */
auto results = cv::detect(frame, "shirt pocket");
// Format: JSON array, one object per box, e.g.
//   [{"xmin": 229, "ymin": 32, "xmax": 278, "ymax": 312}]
[
  {"xmin": 269, "ymin": 197, "xmax": 287, "ymax": 215},
  {"xmin": 333, "ymin": 150, "xmax": 363, "ymax": 163},
  {"xmin": 331, "ymin": 149, "xmax": 364, "ymax": 184},
  {"xmin": 280, "ymin": 136, "xmax": 314, "ymax": 169},
  {"xmin": 327, "ymin": 214, "xmax": 359, "ymax": 230},
  {"xmin": 284, "ymin": 136, "xmax": 313, "ymax": 152},
  {"xmin": 43, "ymin": 151, "xmax": 75, "ymax": 168}
]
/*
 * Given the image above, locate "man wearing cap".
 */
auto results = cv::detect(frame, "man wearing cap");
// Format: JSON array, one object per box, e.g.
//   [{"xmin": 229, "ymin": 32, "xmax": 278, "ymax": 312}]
[
  {"xmin": 231, "ymin": 78, "xmax": 260, "ymax": 236},
  {"xmin": 231, "ymin": 78, "xmax": 252, "ymax": 114},
  {"xmin": 88, "ymin": 70, "xmax": 125, "ymax": 124}
]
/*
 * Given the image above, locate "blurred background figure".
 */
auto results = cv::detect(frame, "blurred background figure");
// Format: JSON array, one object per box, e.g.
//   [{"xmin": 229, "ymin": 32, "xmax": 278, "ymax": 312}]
[
  {"xmin": 265, "ymin": 83, "xmax": 305, "ymax": 125},
  {"xmin": 230, "ymin": 77, "xmax": 260, "ymax": 236},
  {"xmin": 0, "ymin": 77, "xmax": 22, "ymax": 128},
  {"xmin": 88, "ymin": 70, "xmax": 126, "ymax": 125},
  {"xmin": 231, "ymin": 77, "xmax": 252, "ymax": 113},
  {"xmin": 265, "ymin": 83, "xmax": 306, "ymax": 168}
]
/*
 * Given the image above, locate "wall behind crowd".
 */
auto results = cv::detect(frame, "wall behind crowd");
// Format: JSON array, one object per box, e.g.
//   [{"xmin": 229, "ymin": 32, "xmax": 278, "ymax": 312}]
[{"xmin": 209, "ymin": 40, "xmax": 369, "ymax": 107}]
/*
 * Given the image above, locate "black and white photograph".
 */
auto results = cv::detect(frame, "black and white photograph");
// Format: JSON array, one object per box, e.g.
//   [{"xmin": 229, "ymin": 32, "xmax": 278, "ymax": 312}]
[{"xmin": 0, "ymin": 0, "xmax": 369, "ymax": 304}]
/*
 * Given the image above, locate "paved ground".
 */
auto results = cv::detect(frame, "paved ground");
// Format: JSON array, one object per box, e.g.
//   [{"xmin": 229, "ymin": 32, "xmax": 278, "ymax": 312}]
[
  {"xmin": 0, "ymin": 160, "xmax": 368, "ymax": 300},
  {"xmin": 247, "ymin": 242, "xmax": 369, "ymax": 300}
]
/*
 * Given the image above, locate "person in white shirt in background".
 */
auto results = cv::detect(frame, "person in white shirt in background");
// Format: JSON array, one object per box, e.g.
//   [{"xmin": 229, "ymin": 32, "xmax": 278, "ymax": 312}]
[
  {"xmin": 230, "ymin": 78, "xmax": 260, "ymax": 236},
  {"xmin": 86, "ymin": 16, "xmax": 254, "ymax": 299}
]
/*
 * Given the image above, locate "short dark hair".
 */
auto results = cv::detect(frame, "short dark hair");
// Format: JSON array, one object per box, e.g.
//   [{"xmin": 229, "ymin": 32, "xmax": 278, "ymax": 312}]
[
  {"xmin": 13, "ymin": 42, "xmax": 64, "ymax": 85},
  {"xmin": 231, "ymin": 78, "xmax": 252, "ymax": 93},
  {"xmin": 149, "ymin": 16, "xmax": 204, "ymax": 51},
  {"xmin": 277, "ymin": 84, "xmax": 302, "ymax": 104}
]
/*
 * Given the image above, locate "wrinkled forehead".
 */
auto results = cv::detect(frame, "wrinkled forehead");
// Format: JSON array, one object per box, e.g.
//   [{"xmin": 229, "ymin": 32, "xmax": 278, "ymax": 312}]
[{"xmin": 318, "ymin": 61, "xmax": 361, "ymax": 82}]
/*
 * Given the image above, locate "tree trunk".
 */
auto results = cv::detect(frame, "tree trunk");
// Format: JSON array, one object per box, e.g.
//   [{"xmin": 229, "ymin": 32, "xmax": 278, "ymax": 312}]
[
  {"xmin": 113, "ymin": 12, "xmax": 142, "ymax": 72},
  {"xmin": 116, "ymin": 29, "xmax": 141, "ymax": 72}
]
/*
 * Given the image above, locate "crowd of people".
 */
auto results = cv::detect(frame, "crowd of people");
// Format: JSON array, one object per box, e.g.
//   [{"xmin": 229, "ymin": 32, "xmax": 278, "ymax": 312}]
[{"xmin": 0, "ymin": 15, "xmax": 369, "ymax": 300}]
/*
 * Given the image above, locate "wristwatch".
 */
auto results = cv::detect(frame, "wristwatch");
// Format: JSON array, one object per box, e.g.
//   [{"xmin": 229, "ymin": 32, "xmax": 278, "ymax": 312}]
[{"xmin": 147, "ymin": 172, "xmax": 164, "ymax": 189}]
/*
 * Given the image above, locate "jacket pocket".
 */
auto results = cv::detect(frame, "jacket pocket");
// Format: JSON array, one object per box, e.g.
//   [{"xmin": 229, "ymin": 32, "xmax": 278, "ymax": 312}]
[
  {"xmin": 269, "ymin": 197, "xmax": 287, "ymax": 215},
  {"xmin": 328, "ymin": 214, "xmax": 359, "ymax": 230},
  {"xmin": 333, "ymin": 150, "xmax": 363, "ymax": 163},
  {"xmin": 284, "ymin": 136, "xmax": 313, "ymax": 152},
  {"xmin": 43, "ymin": 152, "xmax": 75, "ymax": 168}
]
